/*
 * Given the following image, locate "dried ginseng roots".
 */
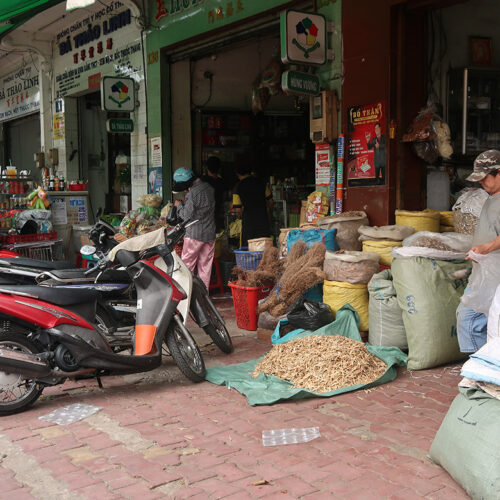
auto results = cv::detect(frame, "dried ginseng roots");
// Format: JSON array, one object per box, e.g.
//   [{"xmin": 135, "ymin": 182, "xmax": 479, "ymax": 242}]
[{"xmin": 252, "ymin": 335, "xmax": 387, "ymax": 393}]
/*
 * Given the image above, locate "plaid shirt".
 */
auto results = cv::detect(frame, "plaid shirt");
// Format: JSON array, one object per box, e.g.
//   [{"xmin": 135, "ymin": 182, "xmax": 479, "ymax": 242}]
[{"xmin": 177, "ymin": 179, "xmax": 216, "ymax": 242}]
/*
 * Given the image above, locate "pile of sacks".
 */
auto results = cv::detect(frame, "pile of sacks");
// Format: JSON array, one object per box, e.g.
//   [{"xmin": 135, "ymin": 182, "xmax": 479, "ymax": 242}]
[{"xmin": 430, "ymin": 311, "xmax": 500, "ymax": 499}]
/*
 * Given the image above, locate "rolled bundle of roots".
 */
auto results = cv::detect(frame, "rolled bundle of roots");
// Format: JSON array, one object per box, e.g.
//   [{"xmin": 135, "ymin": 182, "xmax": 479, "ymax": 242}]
[
  {"xmin": 258, "ymin": 242, "xmax": 326, "ymax": 317},
  {"xmin": 252, "ymin": 335, "xmax": 387, "ymax": 393},
  {"xmin": 232, "ymin": 246, "xmax": 283, "ymax": 287}
]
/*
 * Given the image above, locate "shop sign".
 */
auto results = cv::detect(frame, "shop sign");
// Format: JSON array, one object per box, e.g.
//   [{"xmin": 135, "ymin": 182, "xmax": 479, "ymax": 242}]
[
  {"xmin": 346, "ymin": 101, "xmax": 387, "ymax": 187},
  {"xmin": 150, "ymin": 0, "xmax": 292, "ymax": 45},
  {"xmin": 280, "ymin": 10, "xmax": 327, "ymax": 66},
  {"xmin": 101, "ymin": 76, "xmax": 135, "ymax": 111},
  {"xmin": 106, "ymin": 118, "xmax": 134, "ymax": 133},
  {"xmin": 315, "ymin": 143, "xmax": 332, "ymax": 187},
  {"xmin": 281, "ymin": 70, "xmax": 320, "ymax": 97},
  {"xmin": 53, "ymin": 113, "xmax": 65, "ymax": 140},
  {"xmin": 0, "ymin": 64, "xmax": 40, "ymax": 122},
  {"xmin": 54, "ymin": 3, "xmax": 143, "ymax": 99}
]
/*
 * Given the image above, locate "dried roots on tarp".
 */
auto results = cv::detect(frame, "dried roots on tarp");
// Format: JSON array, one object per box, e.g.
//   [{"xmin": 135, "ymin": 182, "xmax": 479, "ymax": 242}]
[
  {"xmin": 259, "ymin": 242, "xmax": 326, "ymax": 317},
  {"xmin": 232, "ymin": 246, "xmax": 283, "ymax": 287},
  {"xmin": 252, "ymin": 335, "xmax": 387, "ymax": 393}
]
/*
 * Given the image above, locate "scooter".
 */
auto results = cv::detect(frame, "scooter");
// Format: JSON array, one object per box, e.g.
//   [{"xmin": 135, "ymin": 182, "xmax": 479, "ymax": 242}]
[
  {"xmin": 0, "ymin": 220, "xmax": 206, "ymax": 415},
  {"xmin": 101, "ymin": 222, "xmax": 233, "ymax": 354}
]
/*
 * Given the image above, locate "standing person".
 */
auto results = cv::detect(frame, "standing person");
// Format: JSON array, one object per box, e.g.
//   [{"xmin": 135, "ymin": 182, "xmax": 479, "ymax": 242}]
[
  {"xmin": 173, "ymin": 167, "xmax": 216, "ymax": 290},
  {"xmin": 458, "ymin": 149, "xmax": 500, "ymax": 353},
  {"xmin": 232, "ymin": 164, "xmax": 273, "ymax": 247},
  {"xmin": 366, "ymin": 122, "xmax": 386, "ymax": 184},
  {"xmin": 201, "ymin": 156, "xmax": 226, "ymax": 232}
]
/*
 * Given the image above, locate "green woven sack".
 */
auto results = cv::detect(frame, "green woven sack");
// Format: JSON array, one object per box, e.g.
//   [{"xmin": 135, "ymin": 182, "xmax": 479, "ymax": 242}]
[
  {"xmin": 430, "ymin": 388, "xmax": 500, "ymax": 499},
  {"xmin": 392, "ymin": 257, "xmax": 470, "ymax": 370}
]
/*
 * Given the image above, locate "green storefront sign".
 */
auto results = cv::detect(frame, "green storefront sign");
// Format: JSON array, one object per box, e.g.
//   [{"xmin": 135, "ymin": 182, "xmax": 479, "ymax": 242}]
[
  {"xmin": 106, "ymin": 119, "xmax": 134, "ymax": 133},
  {"xmin": 281, "ymin": 70, "xmax": 320, "ymax": 96},
  {"xmin": 149, "ymin": 0, "xmax": 294, "ymax": 46}
]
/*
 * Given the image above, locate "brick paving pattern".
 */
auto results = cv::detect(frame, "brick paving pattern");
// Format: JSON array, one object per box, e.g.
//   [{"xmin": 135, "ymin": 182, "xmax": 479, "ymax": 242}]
[{"xmin": 0, "ymin": 297, "xmax": 470, "ymax": 499}]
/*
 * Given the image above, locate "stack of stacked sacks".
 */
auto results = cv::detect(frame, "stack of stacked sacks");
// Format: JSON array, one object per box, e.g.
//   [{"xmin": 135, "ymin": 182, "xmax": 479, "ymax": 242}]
[
  {"xmin": 424, "ymin": 208, "xmax": 455, "ymax": 232},
  {"xmin": 316, "ymin": 211, "xmax": 368, "ymax": 250},
  {"xmin": 358, "ymin": 224, "xmax": 415, "ymax": 267},
  {"xmin": 430, "ymin": 329, "xmax": 500, "ymax": 498},
  {"xmin": 322, "ymin": 250, "xmax": 380, "ymax": 332},
  {"xmin": 390, "ymin": 230, "xmax": 473, "ymax": 370}
]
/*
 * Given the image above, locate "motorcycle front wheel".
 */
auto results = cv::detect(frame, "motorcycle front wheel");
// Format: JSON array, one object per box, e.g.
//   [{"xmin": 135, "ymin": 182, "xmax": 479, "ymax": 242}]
[
  {"xmin": 0, "ymin": 333, "xmax": 44, "ymax": 415},
  {"xmin": 165, "ymin": 322, "xmax": 206, "ymax": 382},
  {"xmin": 198, "ymin": 294, "xmax": 233, "ymax": 354}
]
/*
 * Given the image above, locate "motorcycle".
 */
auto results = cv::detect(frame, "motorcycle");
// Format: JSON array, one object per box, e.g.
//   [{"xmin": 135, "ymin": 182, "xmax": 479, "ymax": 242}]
[
  {"xmin": 101, "ymin": 221, "xmax": 233, "ymax": 354},
  {"xmin": 0, "ymin": 220, "xmax": 207, "ymax": 415}
]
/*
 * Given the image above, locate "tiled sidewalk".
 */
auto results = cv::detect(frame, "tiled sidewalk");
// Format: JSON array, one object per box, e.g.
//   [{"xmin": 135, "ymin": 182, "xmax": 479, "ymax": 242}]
[{"xmin": 0, "ymin": 297, "xmax": 469, "ymax": 499}]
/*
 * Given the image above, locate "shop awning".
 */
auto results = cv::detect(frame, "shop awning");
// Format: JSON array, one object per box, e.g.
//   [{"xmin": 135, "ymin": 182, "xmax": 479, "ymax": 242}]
[{"xmin": 0, "ymin": 0, "xmax": 65, "ymax": 38}]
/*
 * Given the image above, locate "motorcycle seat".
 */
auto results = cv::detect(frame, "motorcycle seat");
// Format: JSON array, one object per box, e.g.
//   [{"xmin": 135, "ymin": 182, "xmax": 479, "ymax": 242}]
[
  {"xmin": 0, "ymin": 285, "xmax": 100, "ymax": 306},
  {"xmin": 43, "ymin": 268, "xmax": 130, "ymax": 282},
  {"xmin": 0, "ymin": 257, "xmax": 72, "ymax": 270}
]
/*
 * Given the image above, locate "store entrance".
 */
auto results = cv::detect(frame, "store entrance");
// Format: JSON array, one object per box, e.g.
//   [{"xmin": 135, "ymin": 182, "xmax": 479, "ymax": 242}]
[
  {"xmin": 4, "ymin": 113, "xmax": 41, "ymax": 184},
  {"xmin": 78, "ymin": 92, "xmax": 131, "ymax": 215},
  {"xmin": 182, "ymin": 33, "xmax": 315, "ymax": 241}
]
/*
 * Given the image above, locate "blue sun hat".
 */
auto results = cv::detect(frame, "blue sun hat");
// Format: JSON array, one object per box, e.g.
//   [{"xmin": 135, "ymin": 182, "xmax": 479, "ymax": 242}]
[{"xmin": 173, "ymin": 167, "xmax": 196, "ymax": 192}]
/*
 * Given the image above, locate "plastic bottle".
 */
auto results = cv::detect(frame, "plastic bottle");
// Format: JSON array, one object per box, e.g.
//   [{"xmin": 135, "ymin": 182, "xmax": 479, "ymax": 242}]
[
  {"xmin": 60, "ymin": 177, "xmax": 65, "ymax": 191},
  {"xmin": 54, "ymin": 176, "xmax": 60, "ymax": 191},
  {"xmin": 49, "ymin": 176, "xmax": 54, "ymax": 191}
]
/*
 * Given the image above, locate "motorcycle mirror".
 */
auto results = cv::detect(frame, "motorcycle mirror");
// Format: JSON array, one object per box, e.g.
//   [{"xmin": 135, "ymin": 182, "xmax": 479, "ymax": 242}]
[
  {"xmin": 80, "ymin": 245, "xmax": 97, "ymax": 256},
  {"xmin": 96, "ymin": 207, "xmax": 103, "ymax": 219}
]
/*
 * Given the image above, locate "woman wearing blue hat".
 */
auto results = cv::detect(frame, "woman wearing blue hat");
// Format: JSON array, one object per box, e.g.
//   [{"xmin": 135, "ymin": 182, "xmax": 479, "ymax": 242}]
[{"xmin": 173, "ymin": 167, "xmax": 216, "ymax": 290}]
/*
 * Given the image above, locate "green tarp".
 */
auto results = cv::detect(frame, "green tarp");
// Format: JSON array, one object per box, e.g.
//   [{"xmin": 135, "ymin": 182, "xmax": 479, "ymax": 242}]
[
  {"xmin": 0, "ymin": 1, "xmax": 65, "ymax": 37},
  {"xmin": 205, "ymin": 305, "xmax": 408, "ymax": 406}
]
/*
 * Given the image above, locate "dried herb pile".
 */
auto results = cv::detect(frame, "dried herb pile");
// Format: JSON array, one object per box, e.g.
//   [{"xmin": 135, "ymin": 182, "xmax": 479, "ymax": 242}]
[
  {"xmin": 232, "ymin": 246, "xmax": 283, "ymax": 287},
  {"xmin": 259, "ymin": 241, "xmax": 326, "ymax": 317},
  {"xmin": 252, "ymin": 335, "xmax": 387, "ymax": 393}
]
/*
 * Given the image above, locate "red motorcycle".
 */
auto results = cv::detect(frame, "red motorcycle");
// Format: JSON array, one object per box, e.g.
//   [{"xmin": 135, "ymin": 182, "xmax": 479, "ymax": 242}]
[{"xmin": 0, "ymin": 221, "xmax": 206, "ymax": 415}]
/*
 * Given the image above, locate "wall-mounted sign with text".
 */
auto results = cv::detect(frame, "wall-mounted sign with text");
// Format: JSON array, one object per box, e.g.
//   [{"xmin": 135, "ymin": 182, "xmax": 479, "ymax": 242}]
[
  {"xmin": 281, "ymin": 70, "xmax": 320, "ymax": 97},
  {"xmin": 53, "ymin": 2, "xmax": 143, "ymax": 99},
  {"xmin": 0, "ymin": 64, "xmax": 40, "ymax": 122},
  {"xmin": 280, "ymin": 10, "xmax": 327, "ymax": 66}
]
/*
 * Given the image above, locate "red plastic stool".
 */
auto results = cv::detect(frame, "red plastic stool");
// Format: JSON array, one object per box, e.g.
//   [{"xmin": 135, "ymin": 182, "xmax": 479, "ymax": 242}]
[{"xmin": 209, "ymin": 258, "xmax": 224, "ymax": 295}]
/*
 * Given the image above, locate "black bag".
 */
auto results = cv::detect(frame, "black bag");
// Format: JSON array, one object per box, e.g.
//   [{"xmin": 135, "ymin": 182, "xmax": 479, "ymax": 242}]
[{"xmin": 287, "ymin": 298, "xmax": 334, "ymax": 332}]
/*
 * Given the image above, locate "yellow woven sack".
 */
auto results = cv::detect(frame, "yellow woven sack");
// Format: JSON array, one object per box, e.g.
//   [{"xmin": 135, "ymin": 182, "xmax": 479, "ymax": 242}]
[
  {"xmin": 323, "ymin": 280, "xmax": 369, "ymax": 331},
  {"xmin": 395, "ymin": 209, "xmax": 440, "ymax": 233},
  {"xmin": 425, "ymin": 209, "xmax": 454, "ymax": 231},
  {"xmin": 362, "ymin": 240, "xmax": 402, "ymax": 266}
]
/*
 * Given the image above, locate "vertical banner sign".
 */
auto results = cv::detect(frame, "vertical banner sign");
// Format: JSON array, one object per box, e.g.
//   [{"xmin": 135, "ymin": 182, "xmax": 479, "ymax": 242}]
[
  {"xmin": 336, "ymin": 135, "xmax": 344, "ymax": 214},
  {"xmin": 346, "ymin": 102, "xmax": 387, "ymax": 187},
  {"xmin": 315, "ymin": 143, "xmax": 332, "ymax": 187}
]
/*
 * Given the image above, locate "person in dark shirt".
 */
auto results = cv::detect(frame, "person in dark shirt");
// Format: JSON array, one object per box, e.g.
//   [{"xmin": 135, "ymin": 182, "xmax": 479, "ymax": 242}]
[
  {"xmin": 201, "ymin": 156, "xmax": 226, "ymax": 232},
  {"xmin": 232, "ymin": 165, "xmax": 272, "ymax": 247},
  {"xmin": 366, "ymin": 122, "xmax": 386, "ymax": 184}
]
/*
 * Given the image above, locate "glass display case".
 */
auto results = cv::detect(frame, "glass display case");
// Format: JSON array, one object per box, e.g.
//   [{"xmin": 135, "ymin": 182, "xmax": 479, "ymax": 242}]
[{"xmin": 448, "ymin": 67, "xmax": 500, "ymax": 156}]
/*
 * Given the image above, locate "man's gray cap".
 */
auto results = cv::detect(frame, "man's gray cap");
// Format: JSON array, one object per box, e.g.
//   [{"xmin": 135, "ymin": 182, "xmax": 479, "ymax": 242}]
[{"xmin": 467, "ymin": 149, "xmax": 500, "ymax": 182}]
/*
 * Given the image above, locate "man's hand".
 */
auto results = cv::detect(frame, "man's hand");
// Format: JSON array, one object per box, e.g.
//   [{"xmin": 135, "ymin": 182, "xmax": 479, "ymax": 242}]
[{"xmin": 470, "ymin": 242, "xmax": 494, "ymax": 255}]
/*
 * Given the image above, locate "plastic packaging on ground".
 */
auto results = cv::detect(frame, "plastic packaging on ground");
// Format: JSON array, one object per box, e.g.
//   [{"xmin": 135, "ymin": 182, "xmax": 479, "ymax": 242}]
[{"xmin": 262, "ymin": 427, "xmax": 321, "ymax": 446}]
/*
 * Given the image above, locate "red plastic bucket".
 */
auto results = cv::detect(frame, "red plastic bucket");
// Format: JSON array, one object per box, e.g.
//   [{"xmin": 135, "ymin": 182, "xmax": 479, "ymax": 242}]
[{"xmin": 228, "ymin": 282, "xmax": 272, "ymax": 331}]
